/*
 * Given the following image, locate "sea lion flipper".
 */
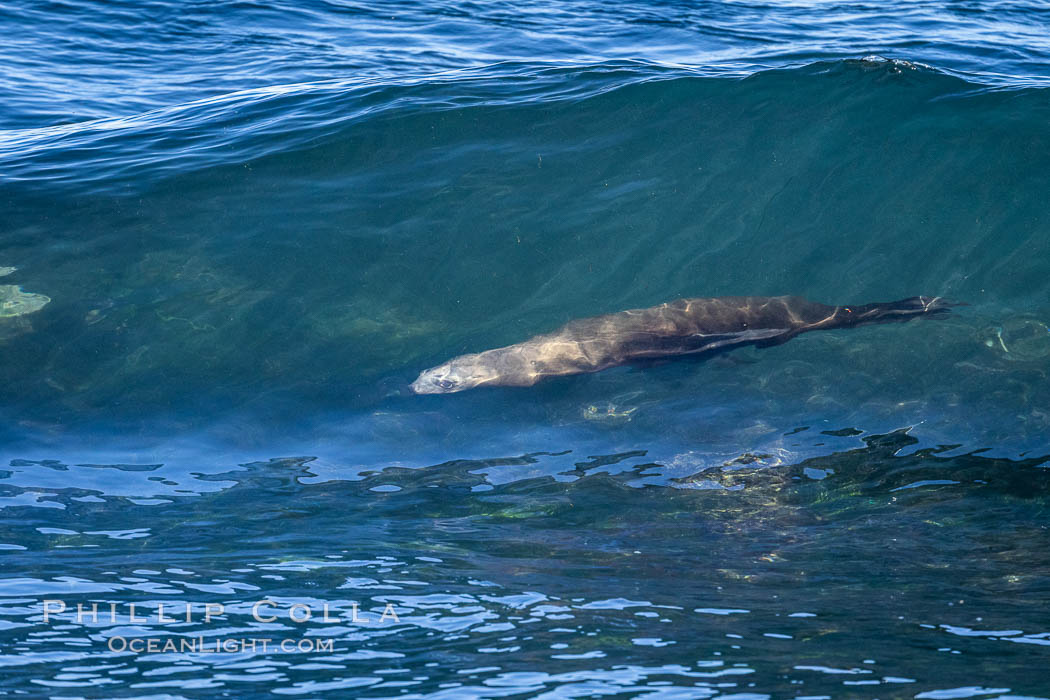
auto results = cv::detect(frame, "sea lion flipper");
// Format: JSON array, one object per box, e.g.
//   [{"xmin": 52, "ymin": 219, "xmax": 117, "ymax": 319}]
[{"xmin": 848, "ymin": 296, "xmax": 960, "ymax": 325}]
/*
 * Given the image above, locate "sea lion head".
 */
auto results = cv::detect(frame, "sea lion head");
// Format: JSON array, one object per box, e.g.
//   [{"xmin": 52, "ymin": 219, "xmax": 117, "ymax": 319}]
[{"xmin": 410, "ymin": 354, "xmax": 498, "ymax": 394}]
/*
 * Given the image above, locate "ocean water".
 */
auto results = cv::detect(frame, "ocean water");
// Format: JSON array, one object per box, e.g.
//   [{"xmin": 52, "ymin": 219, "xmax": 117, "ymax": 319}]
[{"xmin": 2, "ymin": 0, "xmax": 1050, "ymax": 697}]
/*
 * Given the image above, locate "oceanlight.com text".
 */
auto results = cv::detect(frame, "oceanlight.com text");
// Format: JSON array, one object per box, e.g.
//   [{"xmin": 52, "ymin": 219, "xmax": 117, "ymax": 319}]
[{"xmin": 107, "ymin": 636, "xmax": 335, "ymax": 654}]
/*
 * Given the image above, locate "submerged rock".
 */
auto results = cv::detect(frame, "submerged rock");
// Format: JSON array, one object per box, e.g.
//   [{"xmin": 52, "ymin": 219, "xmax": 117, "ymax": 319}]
[
  {"xmin": 0, "ymin": 284, "xmax": 50, "ymax": 318},
  {"xmin": 982, "ymin": 316, "xmax": 1050, "ymax": 361}
]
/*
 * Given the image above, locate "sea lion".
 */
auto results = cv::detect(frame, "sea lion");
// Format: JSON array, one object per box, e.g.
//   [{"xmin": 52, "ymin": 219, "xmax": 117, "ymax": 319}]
[{"xmin": 410, "ymin": 295, "xmax": 954, "ymax": 395}]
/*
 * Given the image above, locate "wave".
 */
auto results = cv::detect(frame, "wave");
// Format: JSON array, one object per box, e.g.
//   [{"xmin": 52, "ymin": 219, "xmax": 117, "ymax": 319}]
[
  {"xmin": 3, "ymin": 0, "xmax": 1050, "ymax": 132},
  {"xmin": 0, "ymin": 61, "xmax": 684, "ymax": 190},
  {"xmin": 0, "ymin": 58, "xmax": 1033, "ymax": 193},
  {"xmin": 1, "ymin": 56, "xmax": 1048, "ymax": 459}
]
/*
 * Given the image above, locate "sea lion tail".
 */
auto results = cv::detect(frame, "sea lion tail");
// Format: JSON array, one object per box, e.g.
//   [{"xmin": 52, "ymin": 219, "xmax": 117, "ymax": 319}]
[{"xmin": 849, "ymin": 296, "xmax": 965, "ymax": 325}]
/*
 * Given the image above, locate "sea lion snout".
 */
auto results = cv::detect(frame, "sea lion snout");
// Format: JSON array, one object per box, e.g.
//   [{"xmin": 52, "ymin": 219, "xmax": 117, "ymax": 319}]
[
  {"xmin": 410, "ymin": 367, "xmax": 459, "ymax": 394},
  {"xmin": 410, "ymin": 358, "xmax": 481, "ymax": 394}
]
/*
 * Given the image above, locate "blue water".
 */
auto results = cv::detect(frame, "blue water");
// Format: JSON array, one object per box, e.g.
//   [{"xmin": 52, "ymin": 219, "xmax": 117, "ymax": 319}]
[{"xmin": 3, "ymin": 1, "xmax": 1050, "ymax": 697}]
